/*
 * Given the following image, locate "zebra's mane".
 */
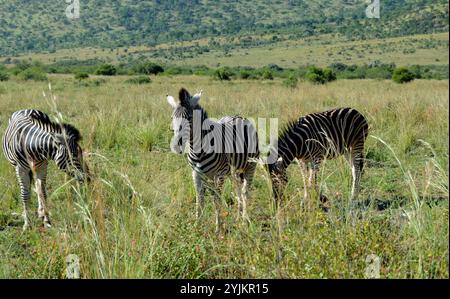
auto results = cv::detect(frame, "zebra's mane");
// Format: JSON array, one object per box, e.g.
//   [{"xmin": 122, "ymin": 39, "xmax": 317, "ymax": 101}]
[
  {"xmin": 28, "ymin": 111, "xmax": 82, "ymax": 142},
  {"xmin": 277, "ymin": 119, "xmax": 299, "ymax": 147},
  {"xmin": 62, "ymin": 123, "xmax": 82, "ymax": 142}
]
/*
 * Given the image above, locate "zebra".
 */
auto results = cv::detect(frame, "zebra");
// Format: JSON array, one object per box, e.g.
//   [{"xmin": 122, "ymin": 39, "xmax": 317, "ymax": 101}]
[
  {"xmin": 2, "ymin": 109, "xmax": 89, "ymax": 230},
  {"xmin": 167, "ymin": 88, "xmax": 259, "ymax": 232},
  {"xmin": 268, "ymin": 107, "xmax": 369, "ymax": 207}
]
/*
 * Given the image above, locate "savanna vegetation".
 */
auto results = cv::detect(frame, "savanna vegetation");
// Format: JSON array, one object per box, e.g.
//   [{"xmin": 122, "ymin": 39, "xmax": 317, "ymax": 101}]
[
  {"xmin": 0, "ymin": 0, "xmax": 448, "ymax": 57},
  {"xmin": 0, "ymin": 75, "xmax": 448, "ymax": 278}
]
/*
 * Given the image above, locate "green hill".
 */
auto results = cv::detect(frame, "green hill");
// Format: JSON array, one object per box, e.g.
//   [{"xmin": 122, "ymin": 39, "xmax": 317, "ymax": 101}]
[{"xmin": 0, "ymin": 0, "xmax": 448, "ymax": 56}]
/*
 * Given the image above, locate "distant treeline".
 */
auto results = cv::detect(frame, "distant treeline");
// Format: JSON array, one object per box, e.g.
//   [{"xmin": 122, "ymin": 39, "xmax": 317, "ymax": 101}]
[
  {"xmin": 1, "ymin": 59, "xmax": 448, "ymax": 85},
  {"xmin": 1, "ymin": 0, "xmax": 448, "ymax": 56}
]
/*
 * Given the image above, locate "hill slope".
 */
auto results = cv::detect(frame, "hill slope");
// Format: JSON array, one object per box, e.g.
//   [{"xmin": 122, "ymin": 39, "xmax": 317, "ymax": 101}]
[{"xmin": 0, "ymin": 0, "xmax": 448, "ymax": 56}]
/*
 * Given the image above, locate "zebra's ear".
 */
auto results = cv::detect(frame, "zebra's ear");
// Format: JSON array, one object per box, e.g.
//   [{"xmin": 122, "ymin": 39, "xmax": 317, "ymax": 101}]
[
  {"xmin": 190, "ymin": 90, "xmax": 202, "ymax": 107},
  {"xmin": 179, "ymin": 88, "xmax": 191, "ymax": 107},
  {"xmin": 167, "ymin": 95, "xmax": 178, "ymax": 109}
]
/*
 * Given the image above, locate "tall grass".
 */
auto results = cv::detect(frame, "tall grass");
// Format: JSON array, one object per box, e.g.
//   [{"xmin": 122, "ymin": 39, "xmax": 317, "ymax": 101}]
[{"xmin": 0, "ymin": 75, "xmax": 448, "ymax": 278}]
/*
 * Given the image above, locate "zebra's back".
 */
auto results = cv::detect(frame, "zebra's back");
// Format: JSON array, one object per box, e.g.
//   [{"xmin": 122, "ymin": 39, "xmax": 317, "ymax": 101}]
[
  {"xmin": 282, "ymin": 107, "xmax": 368, "ymax": 161},
  {"xmin": 2, "ymin": 109, "xmax": 56, "ymax": 167}
]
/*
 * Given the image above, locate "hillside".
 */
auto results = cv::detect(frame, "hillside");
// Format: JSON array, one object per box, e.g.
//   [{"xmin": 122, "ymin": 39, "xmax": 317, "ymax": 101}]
[
  {"xmin": 5, "ymin": 32, "xmax": 448, "ymax": 69},
  {"xmin": 0, "ymin": 0, "xmax": 448, "ymax": 57}
]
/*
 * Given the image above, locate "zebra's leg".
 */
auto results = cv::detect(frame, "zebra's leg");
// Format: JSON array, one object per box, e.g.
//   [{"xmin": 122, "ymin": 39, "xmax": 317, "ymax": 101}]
[
  {"xmin": 350, "ymin": 151, "xmax": 364, "ymax": 201},
  {"xmin": 309, "ymin": 160, "xmax": 325, "ymax": 207},
  {"xmin": 15, "ymin": 166, "xmax": 32, "ymax": 231},
  {"xmin": 192, "ymin": 171, "xmax": 205, "ymax": 220},
  {"xmin": 213, "ymin": 176, "xmax": 225, "ymax": 234},
  {"xmin": 298, "ymin": 160, "xmax": 310, "ymax": 202},
  {"xmin": 240, "ymin": 163, "xmax": 256, "ymax": 224},
  {"xmin": 233, "ymin": 172, "xmax": 243, "ymax": 219},
  {"xmin": 35, "ymin": 161, "xmax": 51, "ymax": 228}
]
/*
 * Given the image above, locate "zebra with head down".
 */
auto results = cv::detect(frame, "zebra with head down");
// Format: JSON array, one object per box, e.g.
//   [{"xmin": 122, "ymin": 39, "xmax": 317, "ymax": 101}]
[
  {"xmin": 167, "ymin": 88, "xmax": 259, "ymax": 233},
  {"xmin": 2, "ymin": 109, "xmax": 89, "ymax": 230},
  {"xmin": 268, "ymin": 107, "xmax": 369, "ymax": 207}
]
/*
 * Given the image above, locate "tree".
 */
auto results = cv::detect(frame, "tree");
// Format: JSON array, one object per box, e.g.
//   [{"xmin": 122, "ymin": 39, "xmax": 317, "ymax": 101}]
[
  {"xmin": 74, "ymin": 72, "xmax": 89, "ymax": 80},
  {"xmin": 392, "ymin": 67, "xmax": 416, "ymax": 83},
  {"xmin": 213, "ymin": 67, "xmax": 233, "ymax": 81},
  {"xmin": 134, "ymin": 62, "xmax": 164, "ymax": 75},
  {"xmin": 96, "ymin": 64, "xmax": 117, "ymax": 76},
  {"xmin": 306, "ymin": 67, "xmax": 336, "ymax": 84}
]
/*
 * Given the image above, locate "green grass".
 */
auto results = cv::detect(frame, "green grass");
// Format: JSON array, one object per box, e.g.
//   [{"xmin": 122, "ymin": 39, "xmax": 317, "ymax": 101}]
[{"xmin": 0, "ymin": 75, "xmax": 448, "ymax": 278}]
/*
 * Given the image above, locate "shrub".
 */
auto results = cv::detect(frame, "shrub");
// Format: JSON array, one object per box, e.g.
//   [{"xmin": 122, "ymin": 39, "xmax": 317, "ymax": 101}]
[
  {"xmin": 283, "ymin": 74, "xmax": 298, "ymax": 88},
  {"xmin": 338, "ymin": 67, "xmax": 367, "ymax": 79},
  {"xmin": 239, "ymin": 70, "xmax": 252, "ymax": 79},
  {"xmin": 134, "ymin": 62, "xmax": 164, "ymax": 75},
  {"xmin": 262, "ymin": 69, "xmax": 274, "ymax": 80},
  {"xmin": 0, "ymin": 66, "xmax": 9, "ymax": 81},
  {"xmin": 18, "ymin": 67, "xmax": 48, "ymax": 81},
  {"xmin": 11, "ymin": 60, "xmax": 33, "ymax": 75},
  {"xmin": 329, "ymin": 62, "xmax": 348, "ymax": 72},
  {"xmin": 192, "ymin": 65, "xmax": 213, "ymax": 76},
  {"xmin": 306, "ymin": 67, "xmax": 336, "ymax": 84},
  {"xmin": 392, "ymin": 67, "xmax": 416, "ymax": 84},
  {"xmin": 213, "ymin": 67, "xmax": 233, "ymax": 81},
  {"xmin": 74, "ymin": 72, "xmax": 89, "ymax": 80},
  {"xmin": 267, "ymin": 64, "xmax": 284, "ymax": 72},
  {"xmin": 96, "ymin": 64, "xmax": 117, "ymax": 76},
  {"xmin": 322, "ymin": 68, "xmax": 337, "ymax": 82},
  {"xmin": 164, "ymin": 66, "xmax": 193, "ymax": 76},
  {"xmin": 125, "ymin": 76, "xmax": 152, "ymax": 85}
]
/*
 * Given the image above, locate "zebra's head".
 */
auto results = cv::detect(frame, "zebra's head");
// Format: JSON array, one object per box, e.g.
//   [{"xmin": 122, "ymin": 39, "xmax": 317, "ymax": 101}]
[
  {"xmin": 167, "ymin": 88, "xmax": 203, "ymax": 154},
  {"xmin": 53, "ymin": 124, "xmax": 90, "ymax": 182}
]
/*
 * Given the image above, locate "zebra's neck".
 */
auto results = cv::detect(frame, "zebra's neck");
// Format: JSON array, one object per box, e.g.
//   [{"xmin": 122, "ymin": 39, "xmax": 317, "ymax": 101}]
[
  {"xmin": 187, "ymin": 107, "xmax": 210, "ymax": 157},
  {"xmin": 276, "ymin": 120, "xmax": 306, "ymax": 168}
]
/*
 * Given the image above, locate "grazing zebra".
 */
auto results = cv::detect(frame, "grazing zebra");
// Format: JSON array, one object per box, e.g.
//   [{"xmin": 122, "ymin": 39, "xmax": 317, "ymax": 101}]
[
  {"xmin": 167, "ymin": 88, "xmax": 259, "ymax": 232},
  {"xmin": 268, "ymin": 107, "xmax": 369, "ymax": 206},
  {"xmin": 2, "ymin": 109, "xmax": 89, "ymax": 230}
]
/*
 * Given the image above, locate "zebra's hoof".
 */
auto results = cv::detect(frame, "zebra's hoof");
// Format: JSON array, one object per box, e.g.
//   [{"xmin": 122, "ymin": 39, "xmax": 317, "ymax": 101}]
[
  {"xmin": 22, "ymin": 224, "xmax": 31, "ymax": 231},
  {"xmin": 44, "ymin": 220, "xmax": 52, "ymax": 228}
]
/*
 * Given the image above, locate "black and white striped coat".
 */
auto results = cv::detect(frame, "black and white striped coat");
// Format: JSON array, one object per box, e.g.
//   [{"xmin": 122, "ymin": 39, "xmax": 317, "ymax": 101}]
[
  {"xmin": 2, "ymin": 109, "xmax": 88, "ymax": 230},
  {"xmin": 269, "ymin": 107, "xmax": 369, "ymax": 204},
  {"xmin": 167, "ymin": 88, "xmax": 259, "ymax": 232}
]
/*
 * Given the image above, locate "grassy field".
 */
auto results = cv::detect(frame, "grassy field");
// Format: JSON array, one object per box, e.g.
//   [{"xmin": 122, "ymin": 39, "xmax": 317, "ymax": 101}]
[
  {"xmin": 2, "ymin": 32, "xmax": 448, "ymax": 68},
  {"xmin": 0, "ymin": 75, "xmax": 448, "ymax": 278}
]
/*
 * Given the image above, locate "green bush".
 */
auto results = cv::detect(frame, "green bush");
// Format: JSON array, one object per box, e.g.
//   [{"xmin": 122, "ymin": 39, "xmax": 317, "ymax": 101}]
[
  {"xmin": 306, "ymin": 67, "xmax": 336, "ymax": 84},
  {"xmin": 18, "ymin": 67, "xmax": 48, "ymax": 81},
  {"xmin": 74, "ymin": 72, "xmax": 89, "ymax": 80},
  {"xmin": 133, "ymin": 62, "xmax": 164, "ymax": 75},
  {"xmin": 164, "ymin": 66, "xmax": 193, "ymax": 76},
  {"xmin": 392, "ymin": 67, "xmax": 416, "ymax": 84},
  {"xmin": 11, "ymin": 60, "xmax": 33, "ymax": 75},
  {"xmin": 283, "ymin": 74, "xmax": 298, "ymax": 88},
  {"xmin": 125, "ymin": 76, "xmax": 152, "ymax": 84},
  {"xmin": 192, "ymin": 65, "xmax": 212, "ymax": 76},
  {"xmin": 0, "ymin": 68, "xmax": 9, "ymax": 81},
  {"xmin": 262, "ymin": 69, "xmax": 274, "ymax": 80},
  {"xmin": 239, "ymin": 70, "xmax": 252, "ymax": 79},
  {"xmin": 213, "ymin": 67, "xmax": 233, "ymax": 81},
  {"xmin": 96, "ymin": 64, "xmax": 117, "ymax": 76}
]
